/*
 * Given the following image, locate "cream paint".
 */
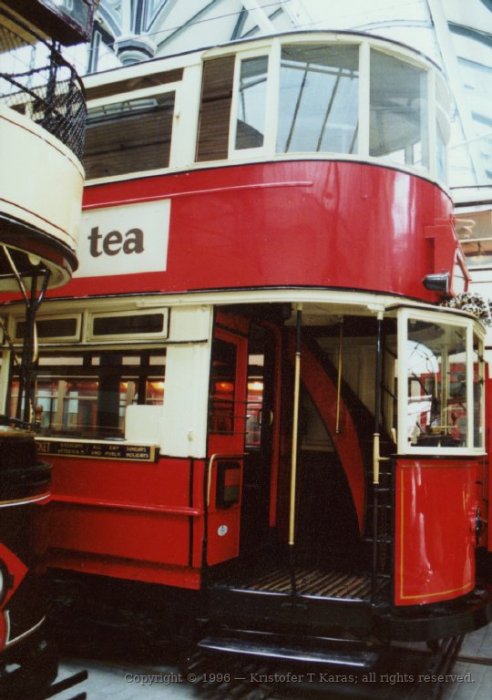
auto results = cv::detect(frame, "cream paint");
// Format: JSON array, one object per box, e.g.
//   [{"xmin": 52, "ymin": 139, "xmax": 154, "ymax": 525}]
[{"xmin": 0, "ymin": 106, "xmax": 83, "ymax": 250}]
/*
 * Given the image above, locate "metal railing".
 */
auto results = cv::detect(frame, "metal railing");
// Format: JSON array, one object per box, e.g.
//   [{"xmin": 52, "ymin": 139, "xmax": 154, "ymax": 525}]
[{"xmin": 0, "ymin": 17, "xmax": 87, "ymax": 160}]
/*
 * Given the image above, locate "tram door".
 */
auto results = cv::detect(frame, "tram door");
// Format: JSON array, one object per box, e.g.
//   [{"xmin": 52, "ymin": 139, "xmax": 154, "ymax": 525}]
[
  {"xmin": 240, "ymin": 323, "xmax": 278, "ymax": 554},
  {"xmin": 207, "ymin": 321, "xmax": 248, "ymax": 565}
]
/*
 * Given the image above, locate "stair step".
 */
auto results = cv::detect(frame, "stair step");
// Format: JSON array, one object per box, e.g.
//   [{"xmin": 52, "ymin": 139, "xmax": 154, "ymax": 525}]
[{"xmin": 198, "ymin": 635, "xmax": 379, "ymax": 668}]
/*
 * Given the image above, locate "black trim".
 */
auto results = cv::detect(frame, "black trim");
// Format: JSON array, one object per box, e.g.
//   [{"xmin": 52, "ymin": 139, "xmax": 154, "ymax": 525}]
[
  {"xmin": 377, "ymin": 590, "xmax": 492, "ymax": 642},
  {"xmin": 0, "ymin": 214, "xmax": 78, "ymax": 276},
  {"xmin": 208, "ymin": 587, "xmax": 375, "ymax": 634},
  {"xmin": 206, "ymin": 585, "xmax": 492, "ymax": 643}
]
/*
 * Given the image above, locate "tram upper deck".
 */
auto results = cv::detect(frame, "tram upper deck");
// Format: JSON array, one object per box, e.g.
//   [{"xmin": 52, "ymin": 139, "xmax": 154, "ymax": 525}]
[{"xmin": 54, "ymin": 30, "xmax": 463, "ymax": 303}]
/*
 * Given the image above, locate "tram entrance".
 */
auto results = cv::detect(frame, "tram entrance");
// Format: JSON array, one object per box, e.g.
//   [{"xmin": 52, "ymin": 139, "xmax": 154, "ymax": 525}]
[
  {"xmin": 205, "ymin": 307, "xmax": 396, "ymax": 621},
  {"xmin": 203, "ymin": 308, "xmax": 381, "ymax": 659}
]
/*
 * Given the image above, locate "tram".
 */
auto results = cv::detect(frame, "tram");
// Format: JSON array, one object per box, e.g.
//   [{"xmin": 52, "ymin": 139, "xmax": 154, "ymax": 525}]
[
  {"xmin": 2, "ymin": 30, "xmax": 491, "ymax": 664},
  {"xmin": 0, "ymin": 1, "xmax": 93, "ymax": 694}
]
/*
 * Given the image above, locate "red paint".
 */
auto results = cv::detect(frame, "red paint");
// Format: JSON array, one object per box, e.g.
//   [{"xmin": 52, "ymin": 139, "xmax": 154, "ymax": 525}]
[
  {"xmin": 394, "ymin": 457, "xmax": 479, "ymax": 606},
  {"xmin": 40, "ymin": 160, "xmax": 456, "ymax": 303},
  {"xmin": 48, "ymin": 454, "xmax": 204, "ymax": 589},
  {"xmin": 206, "ymin": 325, "xmax": 248, "ymax": 566},
  {"xmin": 486, "ymin": 376, "xmax": 492, "ymax": 552}
]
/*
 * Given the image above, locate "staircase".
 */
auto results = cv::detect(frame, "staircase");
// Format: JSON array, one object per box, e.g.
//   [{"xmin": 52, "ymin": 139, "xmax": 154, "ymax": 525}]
[{"xmin": 301, "ymin": 332, "xmax": 395, "ymax": 605}]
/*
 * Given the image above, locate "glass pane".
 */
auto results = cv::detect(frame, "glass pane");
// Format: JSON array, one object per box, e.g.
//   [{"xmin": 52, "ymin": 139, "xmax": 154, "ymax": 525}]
[
  {"xmin": 92, "ymin": 313, "xmax": 165, "ymax": 336},
  {"xmin": 436, "ymin": 113, "xmax": 447, "ymax": 182},
  {"xmin": 16, "ymin": 317, "xmax": 78, "ymax": 340},
  {"xmin": 370, "ymin": 51, "xmax": 428, "ymax": 170},
  {"xmin": 210, "ymin": 339, "xmax": 236, "ymax": 434},
  {"xmin": 278, "ymin": 44, "xmax": 359, "ymax": 154},
  {"xmin": 473, "ymin": 333, "xmax": 484, "ymax": 448},
  {"xmin": 246, "ymin": 353, "xmax": 264, "ymax": 449},
  {"xmin": 25, "ymin": 349, "xmax": 165, "ymax": 438},
  {"xmin": 84, "ymin": 93, "xmax": 175, "ymax": 178},
  {"xmin": 235, "ymin": 56, "xmax": 268, "ymax": 150},
  {"xmin": 406, "ymin": 319, "xmax": 467, "ymax": 448}
]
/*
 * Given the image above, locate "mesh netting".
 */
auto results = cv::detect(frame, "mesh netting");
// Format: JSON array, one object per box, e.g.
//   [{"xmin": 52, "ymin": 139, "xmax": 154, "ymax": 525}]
[{"xmin": 0, "ymin": 22, "xmax": 86, "ymax": 160}]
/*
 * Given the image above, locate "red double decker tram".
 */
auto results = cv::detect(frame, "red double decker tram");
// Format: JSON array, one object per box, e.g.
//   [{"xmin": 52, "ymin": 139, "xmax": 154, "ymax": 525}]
[{"xmin": 1, "ymin": 30, "xmax": 491, "ymax": 666}]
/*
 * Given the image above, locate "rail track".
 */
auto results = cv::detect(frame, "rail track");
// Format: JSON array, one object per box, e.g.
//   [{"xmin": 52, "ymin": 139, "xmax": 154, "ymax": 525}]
[{"xmin": 50, "ymin": 607, "xmax": 492, "ymax": 700}]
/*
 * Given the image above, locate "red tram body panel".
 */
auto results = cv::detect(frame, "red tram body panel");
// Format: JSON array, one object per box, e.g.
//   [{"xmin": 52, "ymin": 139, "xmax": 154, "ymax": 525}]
[
  {"xmin": 54, "ymin": 161, "xmax": 458, "ymax": 302},
  {"xmin": 1, "ymin": 30, "xmax": 491, "ymax": 660},
  {"xmin": 394, "ymin": 457, "xmax": 480, "ymax": 606}
]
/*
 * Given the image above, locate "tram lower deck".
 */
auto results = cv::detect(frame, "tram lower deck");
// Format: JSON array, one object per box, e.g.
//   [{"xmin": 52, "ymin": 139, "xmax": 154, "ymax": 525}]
[{"xmin": 1, "ymin": 294, "xmax": 491, "ymax": 656}]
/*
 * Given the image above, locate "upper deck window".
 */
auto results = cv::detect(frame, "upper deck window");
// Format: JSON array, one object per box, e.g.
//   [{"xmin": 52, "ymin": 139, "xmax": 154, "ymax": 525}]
[
  {"xmin": 82, "ymin": 34, "xmax": 448, "ymax": 185},
  {"xmin": 370, "ymin": 51, "xmax": 429, "ymax": 170},
  {"xmin": 277, "ymin": 44, "xmax": 359, "ymax": 154},
  {"xmin": 235, "ymin": 56, "xmax": 269, "ymax": 150},
  {"xmin": 196, "ymin": 56, "xmax": 235, "ymax": 161},
  {"xmin": 83, "ymin": 92, "xmax": 175, "ymax": 178}
]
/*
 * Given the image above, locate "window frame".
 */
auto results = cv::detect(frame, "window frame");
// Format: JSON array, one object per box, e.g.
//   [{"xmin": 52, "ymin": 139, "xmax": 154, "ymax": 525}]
[
  {"xmin": 228, "ymin": 43, "xmax": 279, "ymax": 160},
  {"xmin": 81, "ymin": 32, "xmax": 451, "ymax": 187},
  {"xmin": 276, "ymin": 40, "xmax": 361, "ymax": 157},
  {"xmin": 87, "ymin": 308, "xmax": 170, "ymax": 342},
  {"xmin": 396, "ymin": 307, "xmax": 485, "ymax": 455},
  {"xmin": 17, "ymin": 346, "xmax": 167, "ymax": 440},
  {"xmin": 84, "ymin": 82, "xmax": 180, "ymax": 177}
]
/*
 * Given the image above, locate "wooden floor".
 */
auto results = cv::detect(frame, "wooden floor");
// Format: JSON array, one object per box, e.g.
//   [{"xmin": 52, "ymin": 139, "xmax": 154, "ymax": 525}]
[{"xmin": 216, "ymin": 565, "xmax": 372, "ymax": 600}]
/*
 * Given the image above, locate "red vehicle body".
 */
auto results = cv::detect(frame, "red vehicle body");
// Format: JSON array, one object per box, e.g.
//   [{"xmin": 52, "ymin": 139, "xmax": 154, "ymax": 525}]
[{"xmin": 2, "ymin": 30, "xmax": 491, "ymax": 664}]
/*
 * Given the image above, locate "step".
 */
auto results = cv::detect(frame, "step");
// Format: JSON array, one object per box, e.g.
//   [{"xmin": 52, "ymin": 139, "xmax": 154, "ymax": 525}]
[{"xmin": 198, "ymin": 635, "xmax": 379, "ymax": 668}]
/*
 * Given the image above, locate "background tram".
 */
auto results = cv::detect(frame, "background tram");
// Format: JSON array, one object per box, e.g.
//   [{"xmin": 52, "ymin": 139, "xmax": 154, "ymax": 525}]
[
  {"xmin": 0, "ymin": 1, "xmax": 94, "ymax": 694},
  {"xmin": 1, "ymin": 29, "xmax": 492, "ymax": 664}
]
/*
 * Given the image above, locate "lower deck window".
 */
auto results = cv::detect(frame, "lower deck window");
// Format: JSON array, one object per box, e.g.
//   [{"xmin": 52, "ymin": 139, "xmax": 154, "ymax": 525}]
[
  {"xmin": 11, "ymin": 349, "xmax": 165, "ymax": 439},
  {"xmin": 404, "ymin": 316, "xmax": 482, "ymax": 449}
]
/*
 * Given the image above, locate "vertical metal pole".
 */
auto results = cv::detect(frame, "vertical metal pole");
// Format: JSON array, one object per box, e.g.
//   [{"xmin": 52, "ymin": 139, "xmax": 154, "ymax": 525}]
[
  {"xmin": 16, "ymin": 267, "xmax": 50, "ymax": 424},
  {"xmin": 373, "ymin": 312, "xmax": 384, "ymax": 484},
  {"xmin": 288, "ymin": 306, "xmax": 302, "ymax": 594},
  {"xmin": 372, "ymin": 312, "xmax": 384, "ymax": 601}
]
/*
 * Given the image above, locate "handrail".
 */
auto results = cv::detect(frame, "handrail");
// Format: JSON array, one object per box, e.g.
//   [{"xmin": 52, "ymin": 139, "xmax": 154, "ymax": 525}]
[{"xmin": 0, "ymin": 10, "xmax": 86, "ymax": 159}]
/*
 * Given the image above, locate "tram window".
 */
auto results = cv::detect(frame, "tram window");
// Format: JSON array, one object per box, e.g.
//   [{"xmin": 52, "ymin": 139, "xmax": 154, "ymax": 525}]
[
  {"xmin": 196, "ymin": 56, "xmax": 235, "ymax": 161},
  {"xmin": 15, "ymin": 316, "xmax": 80, "ymax": 341},
  {"xmin": 277, "ymin": 44, "xmax": 359, "ymax": 154},
  {"xmin": 12, "ymin": 349, "xmax": 166, "ymax": 439},
  {"xmin": 210, "ymin": 339, "xmax": 236, "ymax": 434},
  {"xmin": 406, "ymin": 320, "xmax": 471, "ymax": 448},
  {"xmin": 91, "ymin": 311, "xmax": 167, "ymax": 338},
  {"xmin": 473, "ymin": 332, "xmax": 485, "ymax": 448},
  {"xmin": 246, "ymin": 353, "xmax": 264, "ymax": 449},
  {"xmin": 370, "ymin": 51, "xmax": 429, "ymax": 169},
  {"xmin": 235, "ymin": 56, "xmax": 268, "ymax": 150},
  {"xmin": 83, "ymin": 92, "xmax": 175, "ymax": 178}
]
